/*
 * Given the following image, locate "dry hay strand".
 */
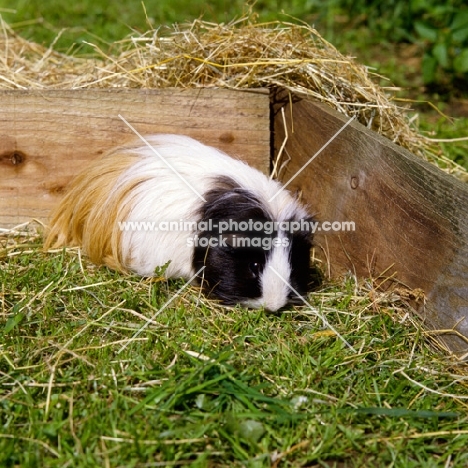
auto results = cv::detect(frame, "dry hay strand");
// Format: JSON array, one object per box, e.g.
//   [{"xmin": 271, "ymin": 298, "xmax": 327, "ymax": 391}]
[
  {"xmin": 0, "ymin": 220, "xmax": 44, "ymax": 258},
  {"xmin": 0, "ymin": 15, "xmax": 466, "ymax": 177}
]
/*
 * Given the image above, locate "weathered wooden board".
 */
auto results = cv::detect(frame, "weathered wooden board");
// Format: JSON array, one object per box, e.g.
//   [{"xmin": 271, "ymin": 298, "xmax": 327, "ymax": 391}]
[
  {"xmin": 273, "ymin": 95, "xmax": 468, "ymax": 355},
  {"xmin": 0, "ymin": 88, "xmax": 270, "ymax": 227}
]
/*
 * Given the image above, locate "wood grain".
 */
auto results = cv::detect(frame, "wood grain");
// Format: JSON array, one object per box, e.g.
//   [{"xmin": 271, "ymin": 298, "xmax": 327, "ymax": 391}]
[
  {"xmin": 0, "ymin": 88, "xmax": 270, "ymax": 227},
  {"xmin": 273, "ymin": 95, "xmax": 468, "ymax": 354}
]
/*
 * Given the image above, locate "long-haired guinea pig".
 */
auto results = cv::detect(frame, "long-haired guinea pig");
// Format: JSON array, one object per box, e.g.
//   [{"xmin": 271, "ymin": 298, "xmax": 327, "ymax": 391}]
[{"xmin": 44, "ymin": 134, "xmax": 314, "ymax": 311}]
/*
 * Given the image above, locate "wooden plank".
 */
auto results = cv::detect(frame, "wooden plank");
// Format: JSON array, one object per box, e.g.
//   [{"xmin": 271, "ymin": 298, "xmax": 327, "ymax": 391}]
[
  {"xmin": 273, "ymin": 95, "xmax": 468, "ymax": 355},
  {"xmin": 0, "ymin": 88, "xmax": 270, "ymax": 227}
]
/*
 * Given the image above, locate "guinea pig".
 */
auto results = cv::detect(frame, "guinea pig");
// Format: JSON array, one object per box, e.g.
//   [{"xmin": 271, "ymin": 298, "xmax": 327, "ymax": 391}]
[{"xmin": 44, "ymin": 134, "xmax": 314, "ymax": 311}]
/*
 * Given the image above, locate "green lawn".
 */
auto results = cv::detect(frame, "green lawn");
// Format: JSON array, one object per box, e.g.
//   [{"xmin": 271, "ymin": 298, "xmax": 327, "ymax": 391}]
[
  {"xmin": 0, "ymin": 0, "xmax": 287, "ymax": 47},
  {"xmin": 1, "ymin": 1, "xmax": 468, "ymax": 466},
  {"xmin": 2, "ymin": 229, "xmax": 468, "ymax": 466}
]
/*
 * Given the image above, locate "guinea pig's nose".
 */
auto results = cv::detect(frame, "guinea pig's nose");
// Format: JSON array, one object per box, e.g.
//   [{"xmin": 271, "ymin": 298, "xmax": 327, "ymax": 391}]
[
  {"xmin": 260, "ymin": 253, "xmax": 292, "ymax": 311},
  {"xmin": 261, "ymin": 293, "xmax": 289, "ymax": 312},
  {"xmin": 261, "ymin": 283, "xmax": 289, "ymax": 312}
]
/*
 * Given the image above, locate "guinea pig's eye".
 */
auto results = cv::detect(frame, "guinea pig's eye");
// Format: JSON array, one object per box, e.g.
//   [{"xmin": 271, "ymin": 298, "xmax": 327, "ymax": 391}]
[{"xmin": 249, "ymin": 262, "xmax": 260, "ymax": 277}]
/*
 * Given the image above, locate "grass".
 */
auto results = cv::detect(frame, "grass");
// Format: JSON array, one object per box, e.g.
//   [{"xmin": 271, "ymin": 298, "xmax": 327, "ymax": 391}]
[
  {"xmin": 0, "ymin": 0, "xmax": 275, "ymax": 50},
  {"xmin": 2, "ymin": 226, "xmax": 468, "ymax": 466},
  {"xmin": 1, "ymin": 2, "xmax": 468, "ymax": 466}
]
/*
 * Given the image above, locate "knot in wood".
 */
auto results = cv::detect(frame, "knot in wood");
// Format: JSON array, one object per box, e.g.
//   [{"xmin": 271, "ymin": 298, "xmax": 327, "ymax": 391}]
[
  {"xmin": 0, "ymin": 150, "xmax": 26, "ymax": 167},
  {"xmin": 10, "ymin": 151, "xmax": 24, "ymax": 165}
]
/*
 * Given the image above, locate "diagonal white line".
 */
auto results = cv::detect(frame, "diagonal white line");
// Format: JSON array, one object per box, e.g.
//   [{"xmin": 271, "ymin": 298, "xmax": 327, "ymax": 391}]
[
  {"xmin": 118, "ymin": 114, "xmax": 206, "ymax": 202},
  {"xmin": 118, "ymin": 266, "xmax": 206, "ymax": 353},
  {"xmin": 269, "ymin": 115, "xmax": 356, "ymax": 202},
  {"xmin": 268, "ymin": 265, "xmax": 356, "ymax": 352}
]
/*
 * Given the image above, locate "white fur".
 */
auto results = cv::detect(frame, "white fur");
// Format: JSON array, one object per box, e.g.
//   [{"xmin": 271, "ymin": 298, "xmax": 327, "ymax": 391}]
[
  {"xmin": 115, "ymin": 135, "xmax": 307, "ymax": 292},
  {"xmin": 259, "ymin": 232, "xmax": 293, "ymax": 311}
]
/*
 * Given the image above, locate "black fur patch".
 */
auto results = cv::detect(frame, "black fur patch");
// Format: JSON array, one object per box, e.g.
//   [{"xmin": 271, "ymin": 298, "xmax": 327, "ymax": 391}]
[
  {"xmin": 286, "ymin": 223, "xmax": 314, "ymax": 303},
  {"xmin": 192, "ymin": 176, "xmax": 317, "ymax": 307},
  {"xmin": 192, "ymin": 176, "xmax": 274, "ymax": 304}
]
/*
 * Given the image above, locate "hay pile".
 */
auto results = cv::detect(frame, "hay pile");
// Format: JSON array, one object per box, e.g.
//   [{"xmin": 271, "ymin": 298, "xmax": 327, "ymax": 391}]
[{"xmin": 1, "ymin": 15, "xmax": 463, "ymax": 174}]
